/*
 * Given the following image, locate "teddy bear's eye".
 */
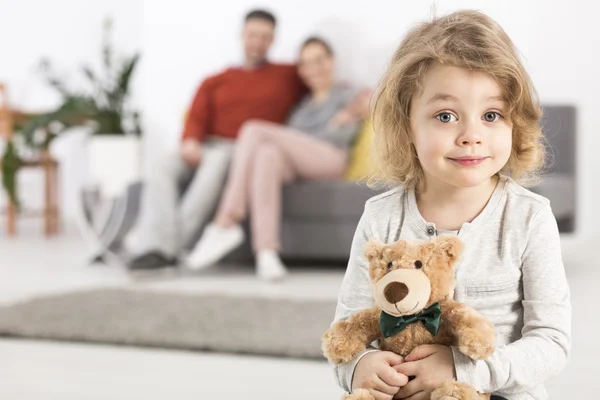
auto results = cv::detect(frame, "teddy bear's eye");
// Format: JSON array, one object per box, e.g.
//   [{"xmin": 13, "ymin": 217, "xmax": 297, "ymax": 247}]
[
  {"xmin": 387, "ymin": 262, "xmax": 393, "ymax": 270},
  {"xmin": 414, "ymin": 260, "xmax": 423, "ymax": 269}
]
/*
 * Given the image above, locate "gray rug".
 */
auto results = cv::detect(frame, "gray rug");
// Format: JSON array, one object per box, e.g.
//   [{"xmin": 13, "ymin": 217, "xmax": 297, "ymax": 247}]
[{"xmin": 0, "ymin": 289, "xmax": 336, "ymax": 359}]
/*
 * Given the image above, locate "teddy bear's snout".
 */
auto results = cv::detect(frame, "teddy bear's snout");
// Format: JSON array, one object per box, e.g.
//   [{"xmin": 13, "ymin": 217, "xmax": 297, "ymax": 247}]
[{"xmin": 384, "ymin": 282, "xmax": 409, "ymax": 303}]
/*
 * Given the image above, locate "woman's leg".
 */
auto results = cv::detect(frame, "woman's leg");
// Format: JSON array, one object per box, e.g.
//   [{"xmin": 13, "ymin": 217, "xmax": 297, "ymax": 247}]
[
  {"xmin": 247, "ymin": 121, "xmax": 348, "ymax": 181},
  {"xmin": 185, "ymin": 121, "xmax": 290, "ymax": 271},
  {"xmin": 217, "ymin": 120, "xmax": 348, "ymax": 228},
  {"xmin": 249, "ymin": 144, "xmax": 295, "ymax": 253},
  {"xmin": 248, "ymin": 131, "xmax": 347, "ymax": 280},
  {"xmin": 187, "ymin": 120, "xmax": 348, "ymax": 274},
  {"xmin": 214, "ymin": 120, "xmax": 275, "ymax": 226},
  {"xmin": 246, "ymin": 123, "xmax": 348, "ymax": 253}
]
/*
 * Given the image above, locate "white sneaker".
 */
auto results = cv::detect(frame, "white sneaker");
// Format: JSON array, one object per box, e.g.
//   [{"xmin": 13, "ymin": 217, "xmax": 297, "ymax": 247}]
[
  {"xmin": 185, "ymin": 224, "xmax": 244, "ymax": 271},
  {"xmin": 256, "ymin": 250, "xmax": 288, "ymax": 281}
]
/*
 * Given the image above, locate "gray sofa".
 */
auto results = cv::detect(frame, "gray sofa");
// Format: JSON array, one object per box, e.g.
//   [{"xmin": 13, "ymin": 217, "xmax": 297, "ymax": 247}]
[{"xmin": 105, "ymin": 105, "xmax": 576, "ymax": 263}]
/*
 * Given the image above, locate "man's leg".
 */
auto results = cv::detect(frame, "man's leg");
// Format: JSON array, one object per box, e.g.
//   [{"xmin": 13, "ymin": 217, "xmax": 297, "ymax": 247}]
[
  {"xmin": 178, "ymin": 139, "xmax": 235, "ymax": 251},
  {"xmin": 128, "ymin": 152, "xmax": 193, "ymax": 269}
]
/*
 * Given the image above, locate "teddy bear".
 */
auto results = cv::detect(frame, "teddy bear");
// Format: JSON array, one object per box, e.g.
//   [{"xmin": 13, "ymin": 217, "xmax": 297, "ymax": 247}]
[{"xmin": 322, "ymin": 236, "xmax": 496, "ymax": 400}]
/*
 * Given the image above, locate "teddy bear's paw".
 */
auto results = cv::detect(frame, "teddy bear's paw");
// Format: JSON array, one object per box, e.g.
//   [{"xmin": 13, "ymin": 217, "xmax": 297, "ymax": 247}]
[
  {"xmin": 432, "ymin": 380, "xmax": 483, "ymax": 400},
  {"xmin": 343, "ymin": 388, "xmax": 375, "ymax": 400},
  {"xmin": 431, "ymin": 380, "xmax": 460, "ymax": 400},
  {"xmin": 322, "ymin": 329, "xmax": 366, "ymax": 364},
  {"xmin": 458, "ymin": 328, "xmax": 495, "ymax": 360}
]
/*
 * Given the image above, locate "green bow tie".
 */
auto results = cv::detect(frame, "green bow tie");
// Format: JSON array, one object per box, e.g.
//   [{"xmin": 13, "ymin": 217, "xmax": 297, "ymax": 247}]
[{"xmin": 380, "ymin": 302, "xmax": 442, "ymax": 338}]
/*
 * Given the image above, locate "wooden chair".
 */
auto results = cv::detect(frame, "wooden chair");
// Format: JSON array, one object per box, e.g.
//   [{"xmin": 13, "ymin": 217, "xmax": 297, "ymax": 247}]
[{"xmin": 0, "ymin": 83, "xmax": 60, "ymax": 237}]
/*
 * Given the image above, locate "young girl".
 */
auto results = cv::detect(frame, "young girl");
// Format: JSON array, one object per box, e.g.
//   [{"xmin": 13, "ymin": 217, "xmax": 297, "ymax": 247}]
[{"xmin": 331, "ymin": 10, "xmax": 571, "ymax": 400}]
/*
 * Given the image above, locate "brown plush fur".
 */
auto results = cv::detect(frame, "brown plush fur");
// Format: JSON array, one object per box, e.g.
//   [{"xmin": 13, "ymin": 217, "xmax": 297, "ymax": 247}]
[{"xmin": 322, "ymin": 236, "xmax": 495, "ymax": 400}]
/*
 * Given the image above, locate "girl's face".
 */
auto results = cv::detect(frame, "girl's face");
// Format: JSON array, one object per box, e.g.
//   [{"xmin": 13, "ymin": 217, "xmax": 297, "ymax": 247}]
[{"xmin": 409, "ymin": 63, "xmax": 513, "ymax": 190}]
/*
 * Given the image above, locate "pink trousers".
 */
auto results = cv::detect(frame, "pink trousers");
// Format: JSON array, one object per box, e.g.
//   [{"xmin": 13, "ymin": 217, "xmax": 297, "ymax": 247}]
[{"xmin": 215, "ymin": 120, "xmax": 348, "ymax": 252}]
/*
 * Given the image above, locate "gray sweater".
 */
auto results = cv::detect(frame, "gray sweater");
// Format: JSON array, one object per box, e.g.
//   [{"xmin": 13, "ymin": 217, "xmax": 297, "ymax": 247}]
[
  {"xmin": 332, "ymin": 175, "xmax": 571, "ymax": 399},
  {"xmin": 286, "ymin": 84, "xmax": 358, "ymax": 151}
]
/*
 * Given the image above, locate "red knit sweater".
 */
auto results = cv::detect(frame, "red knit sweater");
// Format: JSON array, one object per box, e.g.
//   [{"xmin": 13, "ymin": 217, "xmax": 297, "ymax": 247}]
[{"xmin": 182, "ymin": 63, "xmax": 307, "ymax": 142}]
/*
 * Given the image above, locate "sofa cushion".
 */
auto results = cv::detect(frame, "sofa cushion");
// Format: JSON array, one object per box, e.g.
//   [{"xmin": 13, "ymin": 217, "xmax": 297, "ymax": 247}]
[
  {"xmin": 280, "ymin": 220, "xmax": 359, "ymax": 260},
  {"xmin": 282, "ymin": 180, "xmax": 382, "ymax": 220},
  {"xmin": 345, "ymin": 119, "xmax": 375, "ymax": 181}
]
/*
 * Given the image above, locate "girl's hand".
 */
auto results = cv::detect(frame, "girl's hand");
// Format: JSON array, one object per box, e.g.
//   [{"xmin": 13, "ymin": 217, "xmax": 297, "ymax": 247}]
[
  {"xmin": 352, "ymin": 351, "xmax": 409, "ymax": 400},
  {"xmin": 393, "ymin": 345, "xmax": 456, "ymax": 399}
]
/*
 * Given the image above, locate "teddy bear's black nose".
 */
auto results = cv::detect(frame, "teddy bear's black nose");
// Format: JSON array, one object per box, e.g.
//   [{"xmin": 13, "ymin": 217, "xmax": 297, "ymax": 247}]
[{"xmin": 384, "ymin": 282, "xmax": 409, "ymax": 303}]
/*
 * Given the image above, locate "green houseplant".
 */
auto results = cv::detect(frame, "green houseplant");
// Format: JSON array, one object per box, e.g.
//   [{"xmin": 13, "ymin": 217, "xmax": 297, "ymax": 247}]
[{"xmin": 1, "ymin": 17, "xmax": 142, "ymax": 207}]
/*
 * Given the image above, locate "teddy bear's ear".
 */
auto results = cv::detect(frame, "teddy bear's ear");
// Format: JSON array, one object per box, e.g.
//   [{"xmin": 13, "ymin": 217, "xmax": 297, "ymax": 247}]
[
  {"xmin": 433, "ymin": 235, "xmax": 464, "ymax": 262},
  {"xmin": 392, "ymin": 240, "xmax": 407, "ymax": 251},
  {"xmin": 365, "ymin": 239, "xmax": 385, "ymax": 262}
]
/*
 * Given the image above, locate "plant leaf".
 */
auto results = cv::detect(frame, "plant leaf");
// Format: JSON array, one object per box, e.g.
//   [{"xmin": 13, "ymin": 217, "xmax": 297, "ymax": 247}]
[
  {"xmin": 102, "ymin": 17, "xmax": 113, "ymax": 74},
  {"xmin": 82, "ymin": 66, "xmax": 98, "ymax": 85},
  {"xmin": 115, "ymin": 54, "xmax": 140, "ymax": 106}
]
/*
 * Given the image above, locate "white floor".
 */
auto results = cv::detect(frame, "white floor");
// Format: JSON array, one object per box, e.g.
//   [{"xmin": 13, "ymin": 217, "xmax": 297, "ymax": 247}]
[{"xmin": 1, "ymin": 224, "xmax": 598, "ymax": 399}]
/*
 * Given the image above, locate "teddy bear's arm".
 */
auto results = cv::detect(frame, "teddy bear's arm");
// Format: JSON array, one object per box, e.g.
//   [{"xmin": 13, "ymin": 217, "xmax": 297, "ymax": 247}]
[
  {"xmin": 321, "ymin": 306, "xmax": 382, "ymax": 364},
  {"xmin": 441, "ymin": 300, "xmax": 496, "ymax": 360}
]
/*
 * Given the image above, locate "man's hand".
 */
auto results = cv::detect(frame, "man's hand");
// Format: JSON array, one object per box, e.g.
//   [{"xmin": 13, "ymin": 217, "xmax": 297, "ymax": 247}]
[
  {"xmin": 180, "ymin": 139, "xmax": 202, "ymax": 167},
  {"xmin": 393, "ymin": 345, "xmax": 456, "ymax": 399},
  {"xmin": 352, "ymin": 351, "xmax": 409, "ymax": 400}
]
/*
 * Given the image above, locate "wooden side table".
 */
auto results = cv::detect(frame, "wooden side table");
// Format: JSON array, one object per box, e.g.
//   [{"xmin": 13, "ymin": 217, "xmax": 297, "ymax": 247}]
[
  {"xmin": 5, "ymin": 153, "xmax": 60, "ymax": 236},
  {"xmin": 1, "ymin": 83, "xmax": 60, "ymax": 237}
]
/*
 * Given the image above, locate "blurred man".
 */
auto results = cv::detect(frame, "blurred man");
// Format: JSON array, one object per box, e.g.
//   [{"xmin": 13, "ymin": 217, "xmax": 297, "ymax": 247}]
[{"xmin": 128, "ymin": 9, "xmax": 306, "ymax": 270}]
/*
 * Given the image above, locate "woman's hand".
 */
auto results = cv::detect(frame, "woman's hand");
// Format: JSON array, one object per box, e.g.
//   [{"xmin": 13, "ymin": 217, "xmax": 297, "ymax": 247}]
[
  {"xmin": 347, "ymin": 88, "xmax": 372, "ymax": 119},
  {"xmin": 329, "ymin": 109, "xmax": 357, "ymax": 129},
  {"xmin": 328, "ymin": 88, "xmax": 373, "ymax": 129},
  {"xmin": 393, "ymin": 345, "xmax": 456, "ymax": 399}
]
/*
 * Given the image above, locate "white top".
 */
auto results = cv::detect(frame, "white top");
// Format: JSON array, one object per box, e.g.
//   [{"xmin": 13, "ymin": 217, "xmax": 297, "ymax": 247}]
[{"xmin": 331, "ymin": 175, "xmax": 571, "ymax": 399}]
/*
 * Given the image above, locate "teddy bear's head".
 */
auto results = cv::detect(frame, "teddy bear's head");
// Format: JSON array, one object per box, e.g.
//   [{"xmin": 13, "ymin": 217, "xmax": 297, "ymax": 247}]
[{"xmin": 365, "ymin": 236, "xmax": 463, "ymax": 317}]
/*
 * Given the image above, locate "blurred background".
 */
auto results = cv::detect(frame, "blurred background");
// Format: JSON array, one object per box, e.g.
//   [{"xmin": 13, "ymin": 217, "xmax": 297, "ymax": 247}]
[{"xmin": 1, "ymin": 0, "xmax": 598, "ymax": 398}]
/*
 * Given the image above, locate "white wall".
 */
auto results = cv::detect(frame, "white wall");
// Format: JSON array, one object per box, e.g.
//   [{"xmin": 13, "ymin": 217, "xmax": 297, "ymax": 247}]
[
  {"xmin": 1, "ymin": 0, "xmax": 142, "ymax": 110},
  {"xmin": 2, "ymin": 0, "xmax": 599, "ymax": 245}
]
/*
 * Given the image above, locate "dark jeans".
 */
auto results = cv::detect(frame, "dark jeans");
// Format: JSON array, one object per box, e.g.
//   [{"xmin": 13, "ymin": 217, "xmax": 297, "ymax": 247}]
[{"xmin": 491, "ymin": 396, "xmax": 508, "ymax": 400}]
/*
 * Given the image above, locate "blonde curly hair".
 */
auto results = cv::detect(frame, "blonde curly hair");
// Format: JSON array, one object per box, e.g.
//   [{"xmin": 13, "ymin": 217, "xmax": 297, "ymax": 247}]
[{"xmin": 370, "ymin": 10, "xmax": 545, "ymax": 191}]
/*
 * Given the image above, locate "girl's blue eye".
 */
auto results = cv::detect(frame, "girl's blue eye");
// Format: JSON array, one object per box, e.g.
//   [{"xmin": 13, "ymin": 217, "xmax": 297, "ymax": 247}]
[
  {"xmin": 436, "ymin": 112, "xmax": 457, "ymax": 123},
  {"xmin": 483, "ymin": 111, "xmax": 501, "ymax": 122}
]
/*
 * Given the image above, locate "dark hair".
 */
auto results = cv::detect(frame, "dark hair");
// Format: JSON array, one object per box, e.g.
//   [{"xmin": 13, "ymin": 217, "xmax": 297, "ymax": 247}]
[
  {"xmin": 245, "ymin": 9, "xmax": 276, "ymax": 26},
  {"xmin": 301, "ymin": 36, "xmax": 334, "ymax": 56}
]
